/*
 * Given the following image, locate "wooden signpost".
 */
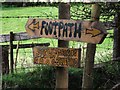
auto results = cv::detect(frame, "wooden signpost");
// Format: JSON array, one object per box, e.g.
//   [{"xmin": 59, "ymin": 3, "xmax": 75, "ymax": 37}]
[
  {"xmin": 33, "ymin": 46, "xmax": 81, "ymax": 68},
  {"xmin": 25, "ymin": 3, "xmax": 107, "ymax": 89},
  {"xmin": 25, "ymin": 19, "xmax": 107, "ymax": 44}
]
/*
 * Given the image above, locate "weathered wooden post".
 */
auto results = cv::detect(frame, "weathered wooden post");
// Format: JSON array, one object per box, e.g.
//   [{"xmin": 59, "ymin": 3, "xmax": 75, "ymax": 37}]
[
  {"xmin": 113, "ymin": 12, "xmax": 120, "ymax": 61},
  {"xmin": 56, "ymin": 3, "xmax": 70, "ymax": 89},
  {"xmin": 0, "ymin": 46, "xmax": 9, "ymax": 74},
  {"xmin": 10, "ymin": 32, "xmax": 14, "ymax": 73},
  {"xmin": 82, "ymin": 3, "xmax": 100, "ymax": 89}
]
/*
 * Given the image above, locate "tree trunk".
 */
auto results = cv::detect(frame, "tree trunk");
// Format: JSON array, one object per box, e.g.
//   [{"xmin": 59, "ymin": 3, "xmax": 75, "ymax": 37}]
[
  {"xmin": 56, "ymin": 3, "xmax": 70, "ymax": 90},
  {"xmin": 113, "ymin": 12, "xmax": 120, "ymax": 61},
  {"xmin": 82, "ymin": 3, "xmax": 100, "ymax": 89}
]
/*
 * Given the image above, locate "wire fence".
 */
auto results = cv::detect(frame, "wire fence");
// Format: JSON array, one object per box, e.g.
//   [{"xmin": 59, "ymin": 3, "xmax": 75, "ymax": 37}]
[{"xmin": 4, "ymin": 34, "xmax": 113, "ymax": 73}]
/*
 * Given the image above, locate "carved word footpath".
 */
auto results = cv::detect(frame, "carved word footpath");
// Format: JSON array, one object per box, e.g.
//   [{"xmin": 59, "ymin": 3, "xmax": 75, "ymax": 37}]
[{"xmin": 26, "ymin": 19, "xmax": 107, "ymax": 44}]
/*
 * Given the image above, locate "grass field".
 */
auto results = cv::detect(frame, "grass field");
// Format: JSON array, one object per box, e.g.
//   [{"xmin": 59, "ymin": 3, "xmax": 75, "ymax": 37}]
[
  {"xmin": 1, "ymin": 5, "xmax": 113, "ymax": 69},
  {"xmin": 1, "ymin": 6, "xmax": 58, "ymax": 34}
]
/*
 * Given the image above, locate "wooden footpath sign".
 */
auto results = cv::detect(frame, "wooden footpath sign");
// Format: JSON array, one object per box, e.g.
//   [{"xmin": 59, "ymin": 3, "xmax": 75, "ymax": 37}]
[
  {"xmin": 0, "ymin": 22, "xmax": 112, "ymax": 43},
  {"xmin": 33, "ymin": 46, "xmax": 81, "ymax": 67},
  {"xmin": 26, "ymin": 18, "xmax": 107, "ymax": 44}
]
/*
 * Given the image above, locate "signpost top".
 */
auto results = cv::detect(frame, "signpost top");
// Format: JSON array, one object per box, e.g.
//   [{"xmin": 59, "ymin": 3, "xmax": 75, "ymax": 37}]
[{"xmin": 26, "ymin": 18, "xmax": 107, "ymax": 44}]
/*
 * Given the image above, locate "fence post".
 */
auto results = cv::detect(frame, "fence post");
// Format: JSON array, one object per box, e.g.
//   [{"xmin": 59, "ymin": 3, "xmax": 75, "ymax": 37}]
[
  {"xmin": 55, "ymin": 3, "xmax": 70, "ymax": 90},
  {"xmin": 82, "ymin": 3, "xmax": 100, "ymax": 89},
  {"xmin": 0, "ymin": 46, "xmax": 9, "ymax": 74},
  {"xmin": 10, "ymin": 32, "xmax": 14, "ymax": 73}
]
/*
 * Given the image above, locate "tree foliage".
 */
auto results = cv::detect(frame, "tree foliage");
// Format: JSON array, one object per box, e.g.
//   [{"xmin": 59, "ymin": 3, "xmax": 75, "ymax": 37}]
[{"xmin": 71, "ymin": 2, "xmax": 120, "ymax": 21}]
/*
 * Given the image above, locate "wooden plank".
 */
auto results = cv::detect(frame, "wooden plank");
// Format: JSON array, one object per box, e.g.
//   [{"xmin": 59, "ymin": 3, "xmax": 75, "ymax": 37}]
[
  {"xmin": 0, "ymin": 32, "xmax": 39, "ymax": 43},
  {"xmin": 0, "ymin": 43, "xmax": 50, "ymax": 49},
  {"xmin": 0, "ymin": 21, "xmax": 112, "ymax": 43},
  {"xmin": 12, "ymin": 43, "xmax": 50, "ymax": 49},
  {"xmin": 33, "ymin": 46, "xmax": 81, "ymax": 68},
  {"xmin": 26, "ymin": 18, "xmax": 107, "ymax": 44}
]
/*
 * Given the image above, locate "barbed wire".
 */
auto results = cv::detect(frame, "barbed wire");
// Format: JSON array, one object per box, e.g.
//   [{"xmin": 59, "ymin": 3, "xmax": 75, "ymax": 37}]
[{"xmin": 0, "ymin": 15, "xmax": 58, "ymax": 18}]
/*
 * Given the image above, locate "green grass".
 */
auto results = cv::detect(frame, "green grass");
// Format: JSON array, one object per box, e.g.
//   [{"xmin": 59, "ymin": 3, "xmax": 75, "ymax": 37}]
[
  {"xmin": 1, "ymin": 18, "xmax": 27, "ymax": 34},
  {"xmin": 1, "ymin": 6, "xmax": 58, "ymax": 34},
  {"xmin": 1, "ymin": 6, "xmax": 58, "ymax": 17}
]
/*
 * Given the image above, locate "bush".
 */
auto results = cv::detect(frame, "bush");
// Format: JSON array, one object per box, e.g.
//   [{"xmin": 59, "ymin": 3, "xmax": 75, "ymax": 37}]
[
  {"xmin": 2, "ymin": 62, "xmax": 120, "ymax": 89},
  {"xmin": 69, "ymin": 68, "xmax": 83, "ymax": 89},
  {"xmin": 2, "ymin": 66, "xmax": 55, "ymax": 89},
  {"xmin": 93, "ymin": 61, "xmax": 120, "ymax": 90}
]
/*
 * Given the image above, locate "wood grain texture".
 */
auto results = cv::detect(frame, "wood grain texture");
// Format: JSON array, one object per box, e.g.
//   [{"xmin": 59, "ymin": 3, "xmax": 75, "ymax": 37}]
[
  {"xmin": 0, "ymin": 21, "xmax": 113, "ymax": 43},
  {"xmin": 0, "ymin": 32, "xmax": 39, "ymax": 43},
  {"xmin": 26, "ymin": 19, "xmax": 107, "ymax": 44}
]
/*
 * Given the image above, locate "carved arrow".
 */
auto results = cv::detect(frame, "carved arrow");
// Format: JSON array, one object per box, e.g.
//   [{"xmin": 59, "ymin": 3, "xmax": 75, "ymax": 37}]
[
  {"xmin": 28, "ymin": 19, "xmax": 39, "ymax": 32},
  {"xmin": 85, "ymin": 28, "xmax": 102, "ymax": 37}
]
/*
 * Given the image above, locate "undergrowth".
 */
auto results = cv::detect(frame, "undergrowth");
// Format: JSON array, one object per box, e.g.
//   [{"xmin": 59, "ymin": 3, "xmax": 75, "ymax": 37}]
[{"xmin": 2, "ymin": 62, "xmax": 120, "ymax": 89}]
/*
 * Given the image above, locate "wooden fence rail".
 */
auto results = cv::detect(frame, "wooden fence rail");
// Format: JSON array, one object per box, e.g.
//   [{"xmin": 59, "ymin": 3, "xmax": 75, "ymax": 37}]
[
  {"xmin": 1, "ymin": 43, "xmax": 50, "ymax": 49},
  {"xmin": 0, "ymin": 32, "xmax": 39, "ymax": 43}
]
